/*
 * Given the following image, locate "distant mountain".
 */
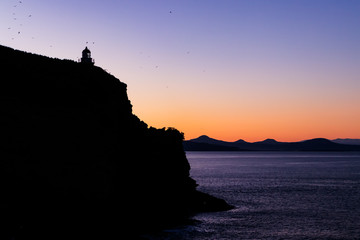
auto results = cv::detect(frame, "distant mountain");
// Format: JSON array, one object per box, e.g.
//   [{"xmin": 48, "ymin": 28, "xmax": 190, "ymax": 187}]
[
  {"xmin": 234, "ymin": 139, "xmax": 248, "ymax": 144},
  {"xmin": 184, "ymin": 136, "xmax": 360, "ymax": 151},
  {"xmin": 332, "ymin": 138, "xmax": 360, "ymax": 145},
  {"xmin": 190, "ymin": 135, "xmax": 236, "ymax": 146},
  {"xmin": 254, "ymin": 139, "xmax": 279, "ymax": 144}
]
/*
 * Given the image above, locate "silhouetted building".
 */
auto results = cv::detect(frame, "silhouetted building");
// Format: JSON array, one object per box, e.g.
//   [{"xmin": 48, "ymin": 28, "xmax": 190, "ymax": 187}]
[{"xmin": 80, "ymin": 47, "xmax": 94, "ymax": 65}]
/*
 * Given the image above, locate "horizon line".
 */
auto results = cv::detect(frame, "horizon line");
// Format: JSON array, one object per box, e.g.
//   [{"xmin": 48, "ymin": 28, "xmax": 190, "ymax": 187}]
[{"xmin": 185, "ymin": 135, "xmax": 360, "ymax": 143}]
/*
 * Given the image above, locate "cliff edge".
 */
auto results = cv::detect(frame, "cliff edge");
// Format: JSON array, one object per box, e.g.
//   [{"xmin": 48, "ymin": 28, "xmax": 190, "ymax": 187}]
[{"xmin": 0, "ymin": 45, "xmax": 232, "ymax": 239}]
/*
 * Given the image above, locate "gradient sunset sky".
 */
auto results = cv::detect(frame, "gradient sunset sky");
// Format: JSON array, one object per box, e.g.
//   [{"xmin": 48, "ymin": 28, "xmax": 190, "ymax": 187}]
[{"xmin": 1, "ymin": 0, "xmax": 359, "ymax": 142}]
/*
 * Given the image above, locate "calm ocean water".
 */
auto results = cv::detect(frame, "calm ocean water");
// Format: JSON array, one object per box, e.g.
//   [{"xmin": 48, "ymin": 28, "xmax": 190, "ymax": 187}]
[{"xmin": 144, "ymin": 152, "xmax": 360, "ymax": 240}]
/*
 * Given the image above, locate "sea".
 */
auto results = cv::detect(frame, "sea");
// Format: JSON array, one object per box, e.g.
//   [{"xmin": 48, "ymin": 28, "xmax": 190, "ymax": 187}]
[{"xmin": 143, "ymin": 152, "xmax": 360, "ymax": 240}]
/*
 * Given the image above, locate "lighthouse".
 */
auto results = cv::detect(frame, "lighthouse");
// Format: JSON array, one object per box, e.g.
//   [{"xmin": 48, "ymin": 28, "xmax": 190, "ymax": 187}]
[{"xmin": 80, "ymin": 47, "xmax": 94, "ymax": 65}]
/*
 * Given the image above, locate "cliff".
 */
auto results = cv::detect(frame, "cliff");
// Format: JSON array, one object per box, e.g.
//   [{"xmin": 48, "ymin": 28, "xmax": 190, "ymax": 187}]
[{"xmin": 0, "ymin": 45, "xmax": 232, "ymax": 239}]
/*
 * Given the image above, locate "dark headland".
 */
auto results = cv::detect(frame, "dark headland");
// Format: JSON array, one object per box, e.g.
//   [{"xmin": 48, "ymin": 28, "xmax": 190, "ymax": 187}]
[{"xmin": 0, "ymin": 45, "xmax": 232, "ymax": 240}]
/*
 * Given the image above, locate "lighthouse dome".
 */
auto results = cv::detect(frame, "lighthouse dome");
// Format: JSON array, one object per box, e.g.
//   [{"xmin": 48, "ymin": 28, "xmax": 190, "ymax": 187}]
[{"xmin": 82, "ymin": 47, "xmax": 91, "ymax": 54}]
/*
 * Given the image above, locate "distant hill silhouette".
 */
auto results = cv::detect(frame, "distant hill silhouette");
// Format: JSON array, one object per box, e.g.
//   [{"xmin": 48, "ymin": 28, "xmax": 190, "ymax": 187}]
[
  {"xmin": 184, "ymin": 136, "xmax": 360, "ymax": 151},
  {"xmin": 0, "ymin": 45, "xmax": 232, "ymax": 240},
  {"xmin": 332, "ymin": 138, "xmax": 360, "ymax": 145}
]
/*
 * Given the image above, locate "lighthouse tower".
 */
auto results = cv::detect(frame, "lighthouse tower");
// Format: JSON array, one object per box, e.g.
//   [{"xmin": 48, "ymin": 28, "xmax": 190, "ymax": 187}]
[{"xmin": 80, "ymin": 47, "xmax": 94, "ymax": 65}]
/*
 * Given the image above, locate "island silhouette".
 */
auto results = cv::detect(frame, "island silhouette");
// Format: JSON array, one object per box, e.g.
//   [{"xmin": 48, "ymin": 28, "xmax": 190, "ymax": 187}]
[
  {"xmin": 184, "ymin": 135, "xmax": 360, "ymax": 151},
  {"xmin": 0, "ymin": 45, "xmax": 232, "ymax": 240}
]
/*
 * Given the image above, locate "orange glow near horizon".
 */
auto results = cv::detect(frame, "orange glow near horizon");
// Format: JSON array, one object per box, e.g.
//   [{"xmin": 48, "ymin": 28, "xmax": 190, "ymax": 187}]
[
  {"xmin": 139, "ymin": 116, "xmax": 360, "ymax": 143},
  {"xmin": 131, "ymin": 82, "xmax": 360, "ymax": 142},
  {"xmin": 143, "ymin": 115, "xmax": 360, "ymax": 143}
]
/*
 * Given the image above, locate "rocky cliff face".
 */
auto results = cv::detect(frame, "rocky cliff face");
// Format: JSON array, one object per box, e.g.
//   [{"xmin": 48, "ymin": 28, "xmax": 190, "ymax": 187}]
[{"xmin": 0, "ymin": 45, "xmax": 231, "ymax": 239}]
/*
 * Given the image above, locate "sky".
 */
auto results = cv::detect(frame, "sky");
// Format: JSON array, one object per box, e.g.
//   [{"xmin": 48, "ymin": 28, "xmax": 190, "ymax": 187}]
[{"xmin": 1, "ymin": 0, "xmax": 360, "ymax": 142}]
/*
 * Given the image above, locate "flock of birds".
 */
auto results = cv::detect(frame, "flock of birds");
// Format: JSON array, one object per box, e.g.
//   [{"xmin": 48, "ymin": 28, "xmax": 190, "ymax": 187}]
[
  {"xmin": 6, "ymin": 3, "xmax": 190, "ymax": 76},
  {"xmin": 8, "ymin": 1, "xmax": 32, "ymax": 40},
  {"xmin": 6, "ymin": 1, "xmax": 95, "ymax": 49},
  {"xmin": 7, "ymin": 1, "xmax": 175, "ymax": 50}
]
